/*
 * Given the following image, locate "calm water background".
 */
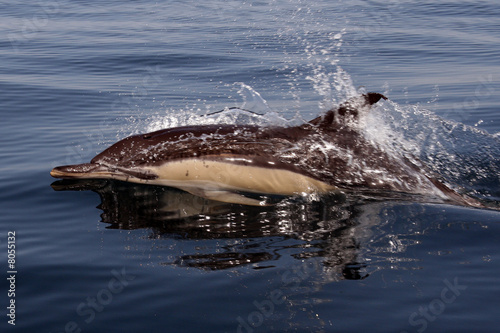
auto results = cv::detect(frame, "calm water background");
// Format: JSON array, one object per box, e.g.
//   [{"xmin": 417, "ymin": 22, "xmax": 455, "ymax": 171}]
[{"xmin": 1, "ymin": 0, "xmax": 500, "ymax": 332}]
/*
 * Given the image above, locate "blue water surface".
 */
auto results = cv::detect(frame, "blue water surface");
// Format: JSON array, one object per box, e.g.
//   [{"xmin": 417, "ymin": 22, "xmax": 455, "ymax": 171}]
[{"xmin": 1, "ymin": 1, "xmax": 499, "ymax": 332}]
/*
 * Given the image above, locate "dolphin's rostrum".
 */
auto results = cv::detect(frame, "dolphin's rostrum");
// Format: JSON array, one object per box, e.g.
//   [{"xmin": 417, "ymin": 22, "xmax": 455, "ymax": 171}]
[{"xmin": 50, "ymin": 93, "xmax": 482, "ymax": 207}]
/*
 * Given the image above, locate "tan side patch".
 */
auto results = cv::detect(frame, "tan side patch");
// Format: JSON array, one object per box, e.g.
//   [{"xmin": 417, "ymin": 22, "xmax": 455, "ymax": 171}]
[{"xmin": 145, "ymin": 159, "xmax": 336, "ymax": 196}]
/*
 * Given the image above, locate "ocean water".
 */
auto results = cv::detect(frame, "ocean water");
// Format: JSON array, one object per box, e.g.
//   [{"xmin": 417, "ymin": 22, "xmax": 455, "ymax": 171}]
[{"xmin": 1, "ymin": 0, "xmax": 500, "ymax": 332}]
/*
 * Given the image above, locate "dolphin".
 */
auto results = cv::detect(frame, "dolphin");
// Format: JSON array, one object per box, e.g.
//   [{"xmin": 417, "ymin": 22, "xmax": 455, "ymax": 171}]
[{"xmin": 50, "ymin": 93, "xmax": 482, "ymax": 207}]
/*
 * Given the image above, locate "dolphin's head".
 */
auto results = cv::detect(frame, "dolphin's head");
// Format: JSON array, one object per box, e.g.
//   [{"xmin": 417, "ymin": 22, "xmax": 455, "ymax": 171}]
[{"xmin": 50, "ymin": 131, "xmax": 162, "ymax": 181}]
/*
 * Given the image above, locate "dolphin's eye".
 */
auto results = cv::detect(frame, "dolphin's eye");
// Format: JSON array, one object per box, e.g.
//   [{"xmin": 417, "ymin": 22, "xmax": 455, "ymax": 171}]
[{"xmin": 143, "ymin": 134, "xmax": 152, "ymax": 139}]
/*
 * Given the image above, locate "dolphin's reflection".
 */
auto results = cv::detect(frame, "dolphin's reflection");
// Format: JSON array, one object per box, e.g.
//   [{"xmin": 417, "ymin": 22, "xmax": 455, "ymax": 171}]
[{"xmin": 52, "ymin": 179, "xmax": 421, "ymax": 279}]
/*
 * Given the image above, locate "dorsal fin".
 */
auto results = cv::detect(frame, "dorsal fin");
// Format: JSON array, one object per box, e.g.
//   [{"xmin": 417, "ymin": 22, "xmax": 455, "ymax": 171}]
[{"xmin": 309, "ymin": 93, "xmax": 387, "ymax": 127}]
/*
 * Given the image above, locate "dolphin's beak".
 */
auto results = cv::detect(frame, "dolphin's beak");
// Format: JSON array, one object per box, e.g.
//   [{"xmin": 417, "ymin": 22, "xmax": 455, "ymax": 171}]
[
  {"xmin": 50, "ymin": 163, "xmax": 110, "ymax": 179},
  {"xmin": 50, "ymin": 163, "xmax": 158, "ymax": 181}
]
